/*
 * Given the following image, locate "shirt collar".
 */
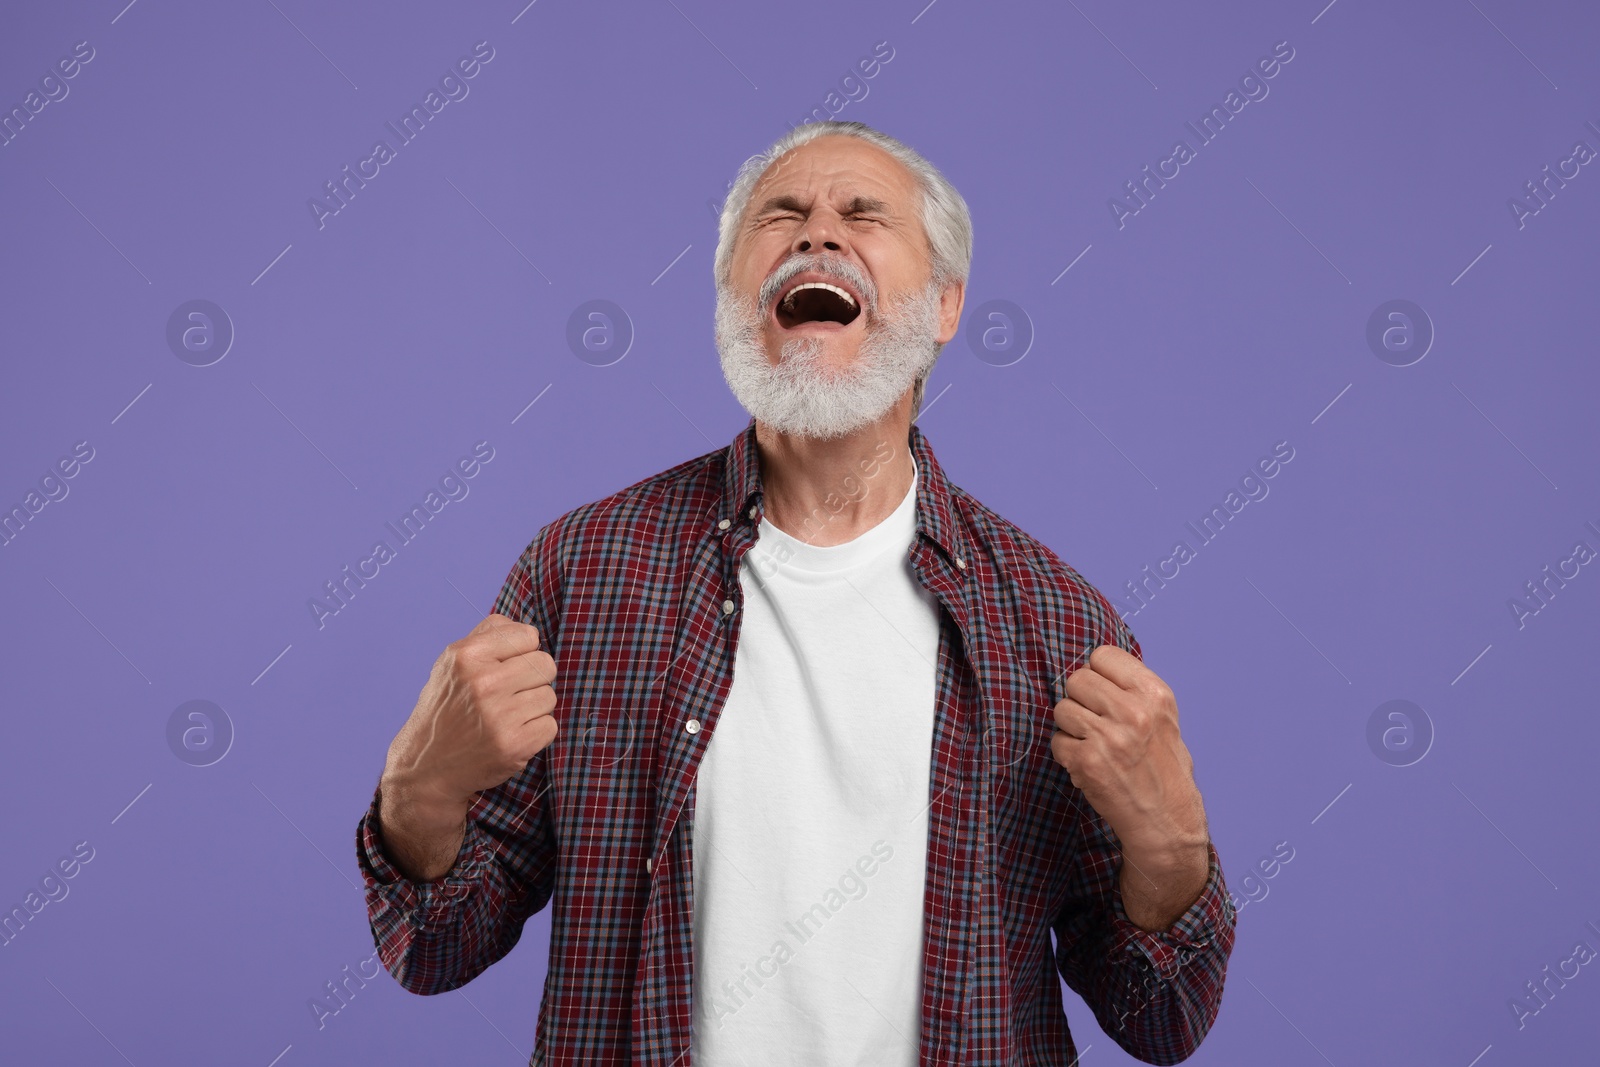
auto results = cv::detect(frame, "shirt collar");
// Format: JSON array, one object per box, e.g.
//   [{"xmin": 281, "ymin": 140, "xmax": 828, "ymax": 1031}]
[{"xmin": 719, "ymin": 415, "xmax": 970, "ymax": 575}]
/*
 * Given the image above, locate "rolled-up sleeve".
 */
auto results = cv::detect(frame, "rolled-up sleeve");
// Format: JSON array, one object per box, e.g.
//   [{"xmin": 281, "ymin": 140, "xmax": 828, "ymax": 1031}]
[
  {"xmin": 356, "ymin": 770, "xmax": 557, "ymax": 995},
  {"xmin": 1105, "ymin": 838, "xmax": 1234, "ymax": 983},
  {"xmin": 1052, "ymin": 600, "xmax": 1237, "ymax": 1064},
  {"xmin": 1053, "ymin": 805, "xmax": 1237, "ymax": 1065},
  {"xmin": 355, "ymin": 521, "xmax": 566, "ymax": 995}
]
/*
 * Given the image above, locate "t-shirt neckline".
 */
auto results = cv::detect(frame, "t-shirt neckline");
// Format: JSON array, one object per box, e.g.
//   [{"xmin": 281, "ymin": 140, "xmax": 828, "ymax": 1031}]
[{"xmin": 752, "ymin": 457, "xmax": 919, "ymax": 575}]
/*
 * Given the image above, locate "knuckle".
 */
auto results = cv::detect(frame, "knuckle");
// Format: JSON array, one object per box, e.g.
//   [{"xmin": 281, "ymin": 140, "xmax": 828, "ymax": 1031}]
[
  {"xmin": 534, "ymin": 716, "xmax": 559, "ymax": 752},
  {"xmin": 441, "ymin": 643, "xmax": 469, "ymax": 674},
  {"xmin": 456, "ymin": 641, "xmax": 491, "ymax": 672},
  {"xmin": 465, "ymin": 670, "xmax": 494, "ymax": 704}
]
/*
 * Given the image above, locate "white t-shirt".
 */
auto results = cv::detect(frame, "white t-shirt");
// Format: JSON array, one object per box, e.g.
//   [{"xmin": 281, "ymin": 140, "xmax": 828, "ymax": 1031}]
[{"xmin": 690, "ymin": 459, "xmax": 941, "ymax": 1066}]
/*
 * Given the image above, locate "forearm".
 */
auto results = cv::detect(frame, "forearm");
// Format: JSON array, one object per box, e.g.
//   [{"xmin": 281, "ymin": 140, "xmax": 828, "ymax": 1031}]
[
  {"xmin": 1115, "ymin": 773, "xmax": 1211, "ymax": 932},
  {"xmin": 376, "ymin": 773, "xmax": 471, "ymax": 883},
  {"xmin": 1118, "ymin": 838, "xmax": 1210, "ymax": 932}
]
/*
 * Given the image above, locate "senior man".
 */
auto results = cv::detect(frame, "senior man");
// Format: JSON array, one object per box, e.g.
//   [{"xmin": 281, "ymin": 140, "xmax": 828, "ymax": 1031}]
[{"xmin": 357, "ymin": 120, "xmax": 1236, "ymax": 1066}]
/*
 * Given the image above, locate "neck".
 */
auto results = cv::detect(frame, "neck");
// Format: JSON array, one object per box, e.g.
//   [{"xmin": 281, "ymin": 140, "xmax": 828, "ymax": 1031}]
[{"xmin": 754, "ymin": 394, "xmax": 916, "ymax": 548}]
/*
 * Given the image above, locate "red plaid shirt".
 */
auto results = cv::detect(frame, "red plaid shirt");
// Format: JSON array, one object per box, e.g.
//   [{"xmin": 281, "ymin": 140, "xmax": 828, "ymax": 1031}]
[{"xmin": 356, "ymin": 416, "xmax": 1237, "ymax": 1065}]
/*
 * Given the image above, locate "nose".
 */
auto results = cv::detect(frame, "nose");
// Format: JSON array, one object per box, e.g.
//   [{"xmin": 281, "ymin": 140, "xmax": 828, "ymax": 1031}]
[
  {"xmin": 795, "ymin": 233, "xmax": 842, "ymax": 253},
  {"xmin": 793, "ymin": 212, "xmax": 847, "ymax": 256}
]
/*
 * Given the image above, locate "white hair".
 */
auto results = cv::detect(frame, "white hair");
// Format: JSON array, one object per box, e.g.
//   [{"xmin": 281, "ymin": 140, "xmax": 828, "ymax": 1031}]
[{"xmin": 713, "ymin": 120, "xmax": 973, "ymax": 418}]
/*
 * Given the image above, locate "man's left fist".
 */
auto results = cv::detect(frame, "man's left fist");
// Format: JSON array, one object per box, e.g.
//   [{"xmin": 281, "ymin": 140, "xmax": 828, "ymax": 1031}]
[{"xmin": 1050, "ymin": 644, "xmax": 1206, "ymax": 856}]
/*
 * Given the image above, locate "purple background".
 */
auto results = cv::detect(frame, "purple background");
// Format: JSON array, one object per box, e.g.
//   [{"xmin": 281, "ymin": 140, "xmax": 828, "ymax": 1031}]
[{"xmin": 3, "ymin": 0, "xmax": 1597, "ymax": 1063}]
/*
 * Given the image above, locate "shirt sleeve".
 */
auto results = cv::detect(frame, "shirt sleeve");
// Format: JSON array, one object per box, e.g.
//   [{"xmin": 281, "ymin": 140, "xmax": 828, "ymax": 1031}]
[
  {"xmin": 355, "ymin": 523, "xmax": 566, "ymax": 995},
  {"xmin": 1051, "ymin": 594, "xmax": 1238, "ymax": 1065}
]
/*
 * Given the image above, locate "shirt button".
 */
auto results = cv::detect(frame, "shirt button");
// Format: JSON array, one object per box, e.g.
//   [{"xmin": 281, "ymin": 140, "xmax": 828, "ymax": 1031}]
[
  {"xmin": 955, "ymin": 557, "xmax": 967, "ymax": 570},
  {"xmin": 646, "ymin": 858, "xmax": 653, "ymax": 873},
  {"xmin": 685, "ymin": 718, "xmax": 701, "ymax": 735},
  {"xmin": 748, "ymin": 505, "xmax": 758, "ymax": 519},
  {"xmin": 721, "ymin": 599, "xmax": 735, "ymax": 614},
  {"xmin": 717, "ymin": 518, "xmax": 730, "ymax": 530}
]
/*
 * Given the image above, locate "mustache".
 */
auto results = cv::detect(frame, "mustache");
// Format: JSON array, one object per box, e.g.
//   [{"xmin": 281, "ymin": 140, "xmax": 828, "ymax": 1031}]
[{"xmin": 759, "ymin": 254, "xmax": 876, "ymax": 315}]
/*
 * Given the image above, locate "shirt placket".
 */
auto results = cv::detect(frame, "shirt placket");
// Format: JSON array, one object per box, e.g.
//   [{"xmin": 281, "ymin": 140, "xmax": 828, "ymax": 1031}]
[
  {"xmin": 637, "ymin": 499, "xmax": 763, "ymax": 1065},
  {"xmin": 907, "ymin": 534, "xmax": 985, "ymax": 1067}
]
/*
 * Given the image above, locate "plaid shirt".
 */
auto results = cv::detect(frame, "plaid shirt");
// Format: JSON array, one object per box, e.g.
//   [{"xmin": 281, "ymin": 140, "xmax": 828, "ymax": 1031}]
[{"xmin": 356, "ymin": 416, "xmax": 1237, "ymax": 1066}]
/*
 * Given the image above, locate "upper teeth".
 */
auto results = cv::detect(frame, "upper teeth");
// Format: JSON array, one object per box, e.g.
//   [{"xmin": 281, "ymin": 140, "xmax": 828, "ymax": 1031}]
[{"xmin": 782, "ymin": 281, "xmax": 857, "ymax": 309}]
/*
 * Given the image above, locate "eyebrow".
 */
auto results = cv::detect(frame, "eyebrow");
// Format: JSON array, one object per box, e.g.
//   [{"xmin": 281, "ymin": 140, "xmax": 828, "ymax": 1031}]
[{"xmin": 754, "ymin": 193, "xmax": 892, "ymax": 218}]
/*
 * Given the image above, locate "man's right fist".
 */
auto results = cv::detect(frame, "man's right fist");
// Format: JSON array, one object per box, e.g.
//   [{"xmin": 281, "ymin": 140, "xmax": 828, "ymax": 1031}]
[{"xmin": 382, "ymin": 612, "xmax": 559, "ymax": 810}]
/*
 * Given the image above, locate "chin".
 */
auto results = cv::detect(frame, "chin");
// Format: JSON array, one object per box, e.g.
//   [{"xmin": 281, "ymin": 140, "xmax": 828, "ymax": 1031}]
[
  {"xmin": 769, "ymin": 337, "xmax": 858, "ymax": 373},
  {"xmin": 718, "ymin": 278, "xmax": 939, "ymax": 440}
]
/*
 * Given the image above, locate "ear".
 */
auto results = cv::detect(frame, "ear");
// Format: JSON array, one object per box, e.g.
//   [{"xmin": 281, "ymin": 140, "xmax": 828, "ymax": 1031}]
[{"xmin": 935, "ymin": 277, "xmax": 965, "ymax": 345}]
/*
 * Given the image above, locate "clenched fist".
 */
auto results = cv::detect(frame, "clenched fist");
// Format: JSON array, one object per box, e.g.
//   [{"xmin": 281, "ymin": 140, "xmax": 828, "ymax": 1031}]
[
  {"xmin": 1049, "ymin": 644, "xmax": 1205, "ymax": 859},
  {"xmin": 383, "ymin": 612, "xmax": 559, "ymax": 812}
]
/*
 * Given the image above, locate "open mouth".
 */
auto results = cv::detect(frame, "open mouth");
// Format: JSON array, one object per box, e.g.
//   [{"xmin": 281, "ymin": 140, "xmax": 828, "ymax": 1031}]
[{"xmin": 774, "ymin": 280, "xmax": 864, "ymax": 331}]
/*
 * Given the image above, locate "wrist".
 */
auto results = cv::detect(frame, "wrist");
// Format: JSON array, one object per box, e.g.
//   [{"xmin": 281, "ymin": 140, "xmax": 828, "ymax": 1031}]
[
  {"xmin": 1119, "ymin": 785, "xmax": 1209, "ymax": 862},
  {"xmin": 1120, "ymin": 829, "xmax": 1210, "ymax": 876},
  {"xmin": 1117, "ymin": 831, "xmax": 1211, "ymax": 933},
  {"xmin": 378, "ymin": 768, "xmax": 472, "ymax": 831}
]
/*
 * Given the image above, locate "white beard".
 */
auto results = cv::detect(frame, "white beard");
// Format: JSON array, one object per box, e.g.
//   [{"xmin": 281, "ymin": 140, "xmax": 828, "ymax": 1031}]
[{"xmin": 715, "ymin": 256, "xmax": 943, "ymax": 441}]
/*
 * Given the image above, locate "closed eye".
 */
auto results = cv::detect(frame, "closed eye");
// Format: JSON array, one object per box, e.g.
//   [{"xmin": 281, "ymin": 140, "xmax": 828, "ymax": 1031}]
[{"xmin": 764, "ymin": 213, "xmax": 878, "ymax": 223}]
